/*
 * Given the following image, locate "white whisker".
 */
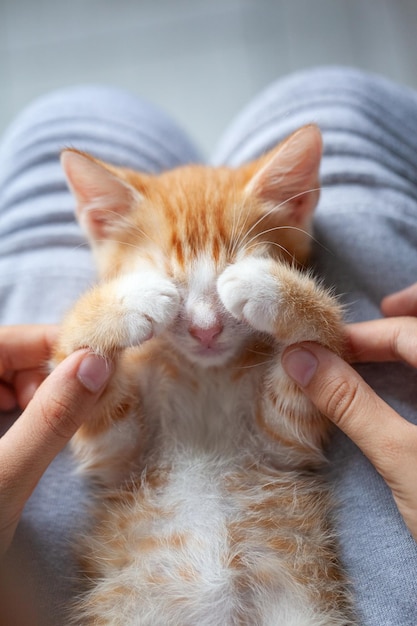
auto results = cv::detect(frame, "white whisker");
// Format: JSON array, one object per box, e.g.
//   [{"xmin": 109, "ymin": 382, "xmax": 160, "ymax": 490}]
[
  {"xmin": 238, "ymin": 187, "xmax": 320, "ymax": 252},
  {"xmin": 244, "ymin": 240, "xmax": 293, "ymax": 258},
  {"xmin": 247, "ymin": 348, "xmax": 274, "ymax": 357},
  {"xmin": 229, "ymin": 199, "xmax": 252, "ymax": 259},
  {"xmin": 69, "ymin": 241, "xmax": 91, "ymax": 254},
  {"xmin": 232, "ymin": 358, "xmax": 274, "ymax": 371}
]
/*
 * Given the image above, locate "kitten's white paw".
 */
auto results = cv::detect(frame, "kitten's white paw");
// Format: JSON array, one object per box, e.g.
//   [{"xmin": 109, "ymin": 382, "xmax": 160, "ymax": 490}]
[
  {"xmin": 114, "ymin": 273, "xmax": 180, "ymax": 347},
  {"xmin": 217, "ymin": 257, "xmax": 281, "ymax": 335}
]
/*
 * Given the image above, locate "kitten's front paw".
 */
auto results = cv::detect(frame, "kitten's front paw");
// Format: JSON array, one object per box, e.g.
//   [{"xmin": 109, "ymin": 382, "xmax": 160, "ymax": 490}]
[
  {"xmin": 114, "ymin": 273, "xmax": 180, "ymax": 347},
  {"xmin": 217, "ymin": 258, "xmax": 281, "ymax": 335}
]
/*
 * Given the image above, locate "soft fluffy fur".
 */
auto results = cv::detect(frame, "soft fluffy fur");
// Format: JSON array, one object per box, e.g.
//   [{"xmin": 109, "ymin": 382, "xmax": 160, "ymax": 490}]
[{"xmin": 55, "ymin": 125, "xmax": 355, "ymax": 625}]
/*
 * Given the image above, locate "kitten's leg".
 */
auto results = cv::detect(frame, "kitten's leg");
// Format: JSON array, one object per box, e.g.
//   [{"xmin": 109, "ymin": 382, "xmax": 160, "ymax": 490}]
[
  {"xmin": 219, "ymin": 258, "xmax": 355, "ymax": 623},
  {"xmin": 218, "ymin": 257, "xmax": 344, "ymax": 467},
  {"xmin": 218, "ymin": 257, "xmax": 342, "ymax": 349},
  {"xmin": 56, "ymin": 271, "xmax": 180, "ymax": 358},
  {"xmin": 53, "ymin": 271, "xmax": 180, "ymax": 482}
]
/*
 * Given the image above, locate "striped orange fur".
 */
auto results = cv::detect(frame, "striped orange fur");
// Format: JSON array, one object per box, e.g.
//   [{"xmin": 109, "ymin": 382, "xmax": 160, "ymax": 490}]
[{"xmin": 55, "ymin": 125, "xmax": 356, "ymax": 625}]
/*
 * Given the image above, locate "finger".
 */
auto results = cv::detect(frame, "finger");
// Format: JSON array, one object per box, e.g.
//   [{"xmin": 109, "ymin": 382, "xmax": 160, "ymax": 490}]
[
  {"xmin": 0, "ymin": 368, "xmax": 52, "ymax": 412},
  {"xmin": 281, "ymin": 343, "xmax": 414, "ymax": 473},
  {"xmin": 0, "ymin": 350, "xmax": 113, "ymax": 514},
  {"xmin": 345, "ymin": 318, "xmax": 417, "ymax": 368},
  {"xmin": 0, "ymin": 382, "xmax": 17, "ymax": 412},
  {"xmin": 14, "ymin": 369, "xmax": 48, "ymax": 409},
  {"xmin": 381, "ymin": 282, "xmax": 417, "ymax": 317},
  {"xmin": 0, "ymin": 325, "xmax": 58, "ymax": 376}
]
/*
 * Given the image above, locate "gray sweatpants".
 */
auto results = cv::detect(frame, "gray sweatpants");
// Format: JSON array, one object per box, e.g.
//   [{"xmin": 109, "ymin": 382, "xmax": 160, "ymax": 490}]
[{"xmin": 1, "ymin": 67, "xmax": 416, "ymax": 625}]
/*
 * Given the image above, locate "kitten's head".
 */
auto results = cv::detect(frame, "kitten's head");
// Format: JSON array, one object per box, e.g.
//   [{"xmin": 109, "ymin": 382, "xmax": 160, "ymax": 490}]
[{"xmin": 62, "ymin": 125, "xmax": 322, "ymax": 367}]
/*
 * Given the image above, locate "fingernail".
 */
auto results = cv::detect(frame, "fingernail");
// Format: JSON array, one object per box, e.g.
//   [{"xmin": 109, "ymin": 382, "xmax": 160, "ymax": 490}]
[
  {"xmin": 282, "ymin": 347, "xmax": 318, "ymax": 387},
  {"xmin": 76, "ymin": 353, "xmax": 113, "ymax": 393}
]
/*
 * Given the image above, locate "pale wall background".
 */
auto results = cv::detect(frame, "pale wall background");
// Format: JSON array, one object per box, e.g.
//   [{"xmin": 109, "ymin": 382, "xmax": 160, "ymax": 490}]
[{"xmin": 1, "ymin": 0, "xmax": 417, "ymax": 157}]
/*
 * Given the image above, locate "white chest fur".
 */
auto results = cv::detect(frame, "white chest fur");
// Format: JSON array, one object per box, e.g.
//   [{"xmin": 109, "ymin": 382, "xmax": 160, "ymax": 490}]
[{"xmin": 140, "ymin": 361, "xmax": 262, "ymax": 461}]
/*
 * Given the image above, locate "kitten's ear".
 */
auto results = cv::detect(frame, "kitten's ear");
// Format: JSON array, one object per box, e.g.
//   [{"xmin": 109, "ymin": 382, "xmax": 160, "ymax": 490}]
[
  {"xmin": 245, "ymin": 124, "xmax": 322, "ymax": 225},
  {"xmin": 61, "ymin": 149, "xmax": 141, "ymax": 240}
]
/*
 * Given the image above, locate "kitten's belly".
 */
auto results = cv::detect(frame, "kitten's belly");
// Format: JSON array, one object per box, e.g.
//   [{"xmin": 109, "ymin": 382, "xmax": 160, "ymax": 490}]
[
  {"xmin": 79, "ymin": 377, "xmax": 349, "ymax": 623},
  {"xmin": 133, "ymin": 450, "xmax": 243, "ymax": 555},
  {"xmin": 86, "ymin": 454, "xmax": 245, "ymax": 623},
  {"xmin": 98, "ymin": 451, "xmax": 298, "ymax": 582},
  {"xmin": 82, "ymin": 453, "xmax": 343, "ymax": 625}
]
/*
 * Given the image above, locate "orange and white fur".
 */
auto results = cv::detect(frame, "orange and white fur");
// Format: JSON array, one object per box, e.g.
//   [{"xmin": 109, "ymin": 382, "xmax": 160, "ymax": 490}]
[{"xmin": 55, "ymin": 125, "xmax": 355, "ymax": 625}]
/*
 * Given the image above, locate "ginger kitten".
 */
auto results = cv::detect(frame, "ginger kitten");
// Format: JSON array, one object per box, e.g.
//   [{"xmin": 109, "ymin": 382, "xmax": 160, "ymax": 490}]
[{"xmin": 55, "ymin": 125, "xmax": 355, "ymax": 625}]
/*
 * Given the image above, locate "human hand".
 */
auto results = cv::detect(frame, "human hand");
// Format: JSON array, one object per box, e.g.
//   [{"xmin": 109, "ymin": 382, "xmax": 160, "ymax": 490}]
[
  {"xmin": 0, "ymin": 325, "xmax": 113, "ymax": 556},
  {"xmin": 282, "ymin": 317, "xmax": 417, "ymax": 541}
]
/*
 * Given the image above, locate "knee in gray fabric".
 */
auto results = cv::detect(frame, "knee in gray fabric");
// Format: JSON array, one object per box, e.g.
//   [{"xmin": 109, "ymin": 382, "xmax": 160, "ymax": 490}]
[{"xmin": 0, "ymin": 85, "xmax": 201, "ymax": 180}]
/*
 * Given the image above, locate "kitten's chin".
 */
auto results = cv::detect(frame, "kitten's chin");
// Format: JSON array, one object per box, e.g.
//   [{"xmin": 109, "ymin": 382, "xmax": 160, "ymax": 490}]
[
  {"xmin": 175, "ymin": 341, "xmax": 238, "ymax": 368},
  {"xmin": 189, "ymin": 347, "xmax": 235, "ymax": 368}
]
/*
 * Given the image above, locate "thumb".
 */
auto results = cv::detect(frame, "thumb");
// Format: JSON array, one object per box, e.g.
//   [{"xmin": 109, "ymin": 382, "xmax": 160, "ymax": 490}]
[
  {"xmin": 282, "ymin": 343, "xmax": 417, "ymax": 541},
  {"xmin": 0, "ymin": 350, "xmax": 113, "ymax": 513},
  {"xmin": 281, "ymin": 343, "xmax": 409, "ymax": 470}
]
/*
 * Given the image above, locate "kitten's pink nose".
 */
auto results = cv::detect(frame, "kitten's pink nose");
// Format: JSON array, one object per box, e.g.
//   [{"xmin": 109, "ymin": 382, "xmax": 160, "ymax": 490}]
[{"xmin": 189, "ymin": 323, "xmax": 223, "ymax": 347}]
